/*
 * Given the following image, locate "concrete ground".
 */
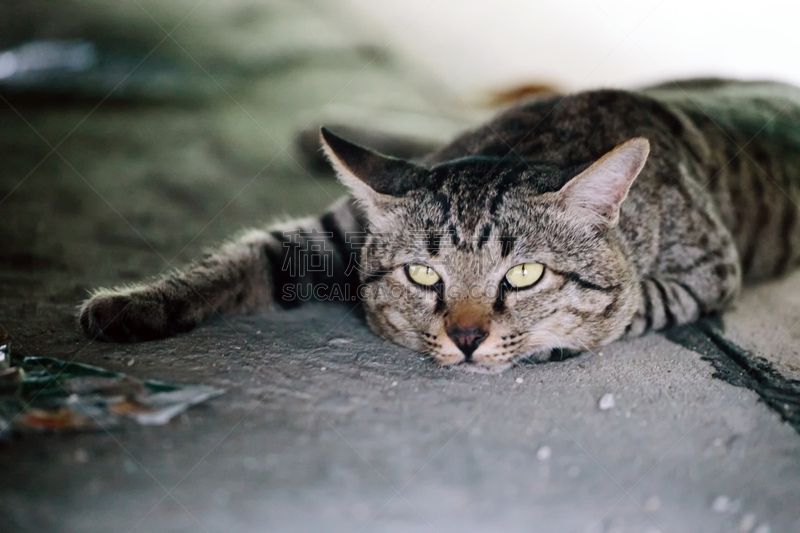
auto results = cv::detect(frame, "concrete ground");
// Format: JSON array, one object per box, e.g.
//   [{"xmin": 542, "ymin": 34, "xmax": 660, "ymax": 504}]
[{"xmin": 0, "ymin": 2, "xmax": 798, "ymax": 532}]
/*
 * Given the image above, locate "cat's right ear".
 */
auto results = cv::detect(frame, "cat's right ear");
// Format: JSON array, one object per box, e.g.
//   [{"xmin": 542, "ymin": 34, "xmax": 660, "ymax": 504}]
[
  {"xmin": 557, "ymin": 137, "xmax": 650, "ymax": 230},
  {"xmin": 320, "ymin": 127, "xmax": 426, "ymax": 202}
]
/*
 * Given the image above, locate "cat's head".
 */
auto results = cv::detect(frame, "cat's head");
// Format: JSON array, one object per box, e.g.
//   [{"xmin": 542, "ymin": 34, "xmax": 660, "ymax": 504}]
[{"xmin": 321, "ymin": 128, "xmax": 649, "ymax": 372}]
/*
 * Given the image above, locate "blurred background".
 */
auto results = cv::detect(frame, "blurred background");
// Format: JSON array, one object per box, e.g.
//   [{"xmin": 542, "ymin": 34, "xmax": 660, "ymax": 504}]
[
  {"xmin": 352, "ymin": 0, "xmax": 800, "ymax": 91},
  {"xmin": 5, "ymin": 1, "xmax": 799, "ymax": 95},
  {"xmin": 3, "ymin": 0, "xmax": 798, "ymax": 276}
]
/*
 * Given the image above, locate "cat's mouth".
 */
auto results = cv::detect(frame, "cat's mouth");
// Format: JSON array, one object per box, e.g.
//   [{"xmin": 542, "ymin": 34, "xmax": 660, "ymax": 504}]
[
  {"xmin": 429, "ymin": 344, "xmax": 526, "ymax": 374},
  {"xmin": 427, "ymin": 349, "xmax": 513, "ymax": 373},
  {"xmin": 424, "ymin": 328, "xmax": 567, "ymax": 372},
  {"xmin": 426, "ymin": 331, "xmax": 534, "ymax": 373}
]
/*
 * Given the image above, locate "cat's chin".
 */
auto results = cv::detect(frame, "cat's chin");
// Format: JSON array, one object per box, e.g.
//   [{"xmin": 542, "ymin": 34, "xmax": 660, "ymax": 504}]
[{"xmin": 454, "ymin": 361, "xmax": 513, "ymax": 374}]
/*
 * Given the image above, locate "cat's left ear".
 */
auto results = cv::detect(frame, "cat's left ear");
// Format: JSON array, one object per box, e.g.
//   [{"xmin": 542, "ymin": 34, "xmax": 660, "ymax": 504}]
[
  {"xmin": 557, "ymin": 138, "xmax": 650, "ymax": 229},
  {"xmin": 320, "ymin": 127, "xmax": 426, "ymax": 201}
]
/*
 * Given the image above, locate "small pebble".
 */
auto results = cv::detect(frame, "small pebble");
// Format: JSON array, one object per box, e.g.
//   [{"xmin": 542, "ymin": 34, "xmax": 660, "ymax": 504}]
[
  {"xmin": 644, "ymin": 495, "xmax": 661, "ymax": 512},
  {"xmin": 123, "ymin": 459, "xmax": 137, "ymax": 474},
  {"xmin": 515, "ymin": 377, "xmax": 523, "ymax": 384},
  {"xmin": 536, "ymin": 445, "xmax": 551, "ymax": 461},
  {"xmin": 391, "ymin": 381, "xmax": 397, "ymax": 387},
  {"xmin": 711, "ymin": 495, "xmax": 731, "ymax": 513},
  {"xmin": 126, "ymin": 358, "xmax": 135, "ymax": 367},
  {"xmin": 74, "ymin": 449, "xmax": 89, "ymax": 464},
  {"xmin": 598, "ymin": 393, "xmax": 615, "ymax": 410},
  {"xmin": 320, "ymin": 367, "xmax": 327, "ymax": 371},
  {"xmin": 739, "ymin": 513, "xmax": 756, "ymax": 532}
]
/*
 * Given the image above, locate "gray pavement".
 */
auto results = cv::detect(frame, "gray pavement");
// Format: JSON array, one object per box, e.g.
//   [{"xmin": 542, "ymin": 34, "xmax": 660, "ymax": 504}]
[{"xmin": 0, "ymin": 2, "xmax": 798, "ymax": 532}]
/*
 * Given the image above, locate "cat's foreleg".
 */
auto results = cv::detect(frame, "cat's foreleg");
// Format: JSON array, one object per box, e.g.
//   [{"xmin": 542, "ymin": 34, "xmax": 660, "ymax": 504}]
[
  {"xmin": 624, "ymin": 267, "xmax": 741, "ymax": 337},
  {"xmin": 79, "ymin": 229, "xmax": 279, "ymax": 342},
  {"xmin": 79, "ymin": 198, "xmax": 364, "ymax": 342}
]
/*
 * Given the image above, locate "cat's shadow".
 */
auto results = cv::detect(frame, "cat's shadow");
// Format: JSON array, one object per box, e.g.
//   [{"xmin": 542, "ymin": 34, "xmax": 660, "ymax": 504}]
[{"xmin": 521, "ymin": 315, "xmax": 727, "ymax": 366}]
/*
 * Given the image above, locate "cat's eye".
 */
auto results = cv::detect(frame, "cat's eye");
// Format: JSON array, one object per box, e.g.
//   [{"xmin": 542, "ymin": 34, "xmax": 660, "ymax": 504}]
[
  {"xmin": 406, "ymin": 264, "xmax": 441, "ymax": 286},
  {"xmin": 505, "ymin": 262, "xmax": 544, "ymax": 288}
]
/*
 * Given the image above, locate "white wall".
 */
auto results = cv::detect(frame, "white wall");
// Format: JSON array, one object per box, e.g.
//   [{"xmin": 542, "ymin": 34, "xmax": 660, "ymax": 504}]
[{"xmin": 343, "ymin": 0, "xmax": 800, "ymax": 93}]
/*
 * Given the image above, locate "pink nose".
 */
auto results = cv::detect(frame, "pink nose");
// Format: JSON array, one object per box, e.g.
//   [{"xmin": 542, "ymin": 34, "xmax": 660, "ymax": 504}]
[{"xmin": 446, "ymin": 326, "xmax": 488, "ymax": 361}]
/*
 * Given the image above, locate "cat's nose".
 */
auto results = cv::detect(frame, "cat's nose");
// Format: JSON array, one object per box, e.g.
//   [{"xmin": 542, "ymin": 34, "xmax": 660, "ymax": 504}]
[{"xmin": 446, "ymin": 326, "xmax": 488, "ymax": 361}]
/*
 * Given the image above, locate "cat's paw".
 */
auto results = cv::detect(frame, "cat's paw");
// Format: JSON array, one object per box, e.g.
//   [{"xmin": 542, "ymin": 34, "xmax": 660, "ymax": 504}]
[{"xmin": 79, "ymin": 289, "xmax": 189, "ymax": 342}]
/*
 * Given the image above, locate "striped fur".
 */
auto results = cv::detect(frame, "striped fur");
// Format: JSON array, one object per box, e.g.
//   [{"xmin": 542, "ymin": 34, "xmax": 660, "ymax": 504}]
[
  {"xmin": 79, "ymin": 198, "xmax": 365, "ymax": 341},
  {"xmin": 80, "ymin": 79, "xmax": 800, "ymax": 372}
]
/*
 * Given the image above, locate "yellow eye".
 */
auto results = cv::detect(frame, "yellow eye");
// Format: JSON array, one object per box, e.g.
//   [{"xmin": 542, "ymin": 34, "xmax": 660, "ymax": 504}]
[
  {"xmin": 505, "ymin": 263, "xmax": 544, "ymax": 288},
  {"xmin": 407, "ymin": 264, "xmax": 441, "ymax": 286}
]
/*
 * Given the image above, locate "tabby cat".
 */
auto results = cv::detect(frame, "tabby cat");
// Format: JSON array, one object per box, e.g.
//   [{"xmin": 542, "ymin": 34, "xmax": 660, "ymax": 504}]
[{"xmin": 79, "ymin": 78, "xmax": 800, "ymax": 372}]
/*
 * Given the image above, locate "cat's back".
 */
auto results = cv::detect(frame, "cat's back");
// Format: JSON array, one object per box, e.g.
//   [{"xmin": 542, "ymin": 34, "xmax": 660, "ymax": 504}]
[
  {"xmin": 641, "ymin": 78, "xmax": 800, "ymax": 123},
  {"xmin": 428, "ymin": 85, "xmax": 687, "ymax": 167},
  {"xmin": 428, "ymin": 78, "xmax": 800, "ymax": 281},
  {"xmin": 640, "ymin": 78, "xmax": 800, "ymax": 156},
  {"xmin": 431, "ymin": 78, "xmax": 800, "ymax": 166},
  {"xmin": 644, "ymin": 79, "xmax": 800, "ymax": 279}
]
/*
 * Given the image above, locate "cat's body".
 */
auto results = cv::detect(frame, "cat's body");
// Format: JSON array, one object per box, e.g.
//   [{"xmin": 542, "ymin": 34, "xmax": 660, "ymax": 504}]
[{"xmin": 80, "ymin": 79, "xmax": 800, "ymax": 372}]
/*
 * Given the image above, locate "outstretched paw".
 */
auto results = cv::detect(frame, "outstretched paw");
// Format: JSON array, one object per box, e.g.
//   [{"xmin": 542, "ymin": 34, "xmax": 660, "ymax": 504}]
[{"xmin": 79, "ymin": 290, "xmax": 189, "ymax": 342}]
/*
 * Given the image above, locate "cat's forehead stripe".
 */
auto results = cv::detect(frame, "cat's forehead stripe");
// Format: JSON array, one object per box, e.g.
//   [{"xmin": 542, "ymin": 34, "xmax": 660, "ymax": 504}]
[
  {"xmin": 500, "ymin": 235, "xmax": 515, "ymax": 258},
  {"xmin": 432, "ymin": 191, "xmax": 451, "ymax": 220},
  {"xmin": 426, "ymin": 231, "xmax": 440, "ymax": 256},
  {"xmin": 488, "ymin": 169, "xmax": 522, "ymax": 216},
  {"xmin": 448, "ymin": 223, "xmax": 460, "ymax": 247},
  {"xmin": 477, "ymin": 223, "xmax": 492, "ymax": 249}
]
